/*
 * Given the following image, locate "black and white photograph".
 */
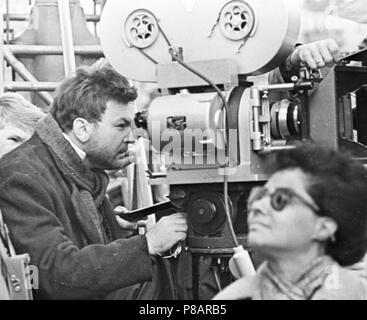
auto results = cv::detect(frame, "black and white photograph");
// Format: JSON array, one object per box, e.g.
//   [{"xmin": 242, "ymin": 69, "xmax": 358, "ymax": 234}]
[{"xmin": 1, "ymin": 0, "xmax": 367, "ymax": 306}]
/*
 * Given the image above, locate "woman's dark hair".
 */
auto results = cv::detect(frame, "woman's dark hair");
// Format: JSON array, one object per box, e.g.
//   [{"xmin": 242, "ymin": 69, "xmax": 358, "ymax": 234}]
[
  {"xmin": 51, "ymin": 64, "xmax": 137, "ymax": 132},
  {"xmin": 273, "ymin": 144, "xmax": 367, "ymax": 266}
]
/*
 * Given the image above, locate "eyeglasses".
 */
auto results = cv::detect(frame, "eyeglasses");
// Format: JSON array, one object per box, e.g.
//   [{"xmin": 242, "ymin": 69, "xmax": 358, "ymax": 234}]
[{"xmin": 248, "ymin": 186, "xmax": 320, "ymax": 213}]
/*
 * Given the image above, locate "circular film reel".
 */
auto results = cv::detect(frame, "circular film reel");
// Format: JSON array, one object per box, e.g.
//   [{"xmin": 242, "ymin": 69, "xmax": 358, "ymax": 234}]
[
  {"xmin": 124, "ymin": 10, "xmax": 160, "ymax": 49},
  {"xmin": 219, "ymin": 1, "xmax": 256, "ymax": 41}
]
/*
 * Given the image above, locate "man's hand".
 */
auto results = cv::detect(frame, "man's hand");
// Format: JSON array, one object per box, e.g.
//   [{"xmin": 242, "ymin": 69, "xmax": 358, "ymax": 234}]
[
  {"xmin": 290, "ymin": 39, "xmax": 342, "ymax": 70},
  {"xmin": 145, "ymin": 213, "xmax": 188, "ymax": 256},
  {"xmin": 114, "ymin": 206, "xmax": 140, "ymax": 231}
]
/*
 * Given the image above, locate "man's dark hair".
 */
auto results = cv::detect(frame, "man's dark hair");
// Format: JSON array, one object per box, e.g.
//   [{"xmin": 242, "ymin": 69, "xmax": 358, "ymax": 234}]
[
  {"xmin": 51, "ymin": 64, "xmax": 137, "ymax": 132},
  {"xmin": 273, "ymin": 144, "xmax": 367, "ymax": 267}
]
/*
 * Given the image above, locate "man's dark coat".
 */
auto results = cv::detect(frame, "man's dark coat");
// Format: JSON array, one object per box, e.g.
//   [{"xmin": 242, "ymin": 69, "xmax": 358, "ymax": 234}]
[{"xmin": 0, "ymin": 116, "xmax": 156, "ymax": 300}]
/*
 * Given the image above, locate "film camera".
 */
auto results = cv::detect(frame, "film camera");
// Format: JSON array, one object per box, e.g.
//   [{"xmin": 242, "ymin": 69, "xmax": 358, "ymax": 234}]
[{"xmin": 100, "ymin": 0, "xmax": 367, "ymax": 294}]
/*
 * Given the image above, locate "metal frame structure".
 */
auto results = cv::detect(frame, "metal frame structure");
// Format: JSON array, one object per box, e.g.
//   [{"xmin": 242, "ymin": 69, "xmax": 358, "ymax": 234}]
[
  {"xmin": 3, "ymin": 13, "xmax": 101, "ymax": 23},
  {"xmin": 2, "ymin": 0, "xmax": 105, "ymax": 39},
  {"xmin": 0, "ymin": 0, "xmax": 4, "ymax": 94},
  {"xmin": 0, "ymin": 0, "xmax": 105, "ymax": 102},
  {"xmin": 58, "ymin": 0, "xmax": 76, "ymax": 76}
]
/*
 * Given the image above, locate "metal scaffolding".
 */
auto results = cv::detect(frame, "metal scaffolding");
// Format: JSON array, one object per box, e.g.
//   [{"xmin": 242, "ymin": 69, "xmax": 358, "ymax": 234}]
[
  {"xmin": 5, "ymin": 45, "xmax": 103, "ymax": 56},
  {"xmin": 0, "ymin": 0, "xmax": 104, "ymax": 101},
  {"xmin": 0, "ymin": 0, "xmax": 4, "ymax": 94},
  {"xmin": 58, "ymin": 0, "xmax": 76, "ymax": 76},
  {"xmin": 3, "ymin": 47, "xmax": 55, "ymax": 104},
  {"xmin": 3, "ymin": 13, "xmax": 101, "ymax": 23}
]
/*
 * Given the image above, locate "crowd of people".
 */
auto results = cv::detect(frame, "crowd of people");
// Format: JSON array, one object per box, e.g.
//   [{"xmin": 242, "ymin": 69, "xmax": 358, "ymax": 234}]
[{"xmin": 0, "ymin": 38, "xmax": 366, "ymax": 300}]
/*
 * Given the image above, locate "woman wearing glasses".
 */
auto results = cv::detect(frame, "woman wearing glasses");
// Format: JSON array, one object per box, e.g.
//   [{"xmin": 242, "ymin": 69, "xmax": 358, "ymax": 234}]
[{"xmin": 215, "ymin": 145, "xmax": 367, "ymax": 300}]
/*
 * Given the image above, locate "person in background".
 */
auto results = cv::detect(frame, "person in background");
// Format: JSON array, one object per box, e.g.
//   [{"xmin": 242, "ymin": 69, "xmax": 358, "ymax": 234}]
[
  {"xmin": 214, "ymin": 145, "xmax": 367, "ymax": 300},
  {"xmin": 0, "ymin": 94, "xmax": 45, "ymax": 300},
  {"xmin": 269, "ymin": 37, "xmax": 367, "ymax": 281},
  {"xmin": 0, "ymin": 65, "xmax": 187, "ymax": 300},
  {"xmin": 0, "ymin": 93, "xmax": 45, "ymax": 159}
]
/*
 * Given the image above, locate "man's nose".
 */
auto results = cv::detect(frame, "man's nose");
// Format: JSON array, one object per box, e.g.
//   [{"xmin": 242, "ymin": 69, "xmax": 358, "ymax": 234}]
[{"xmin": 123, "ymin": 129, "xmax": 135, "ymax": 144}]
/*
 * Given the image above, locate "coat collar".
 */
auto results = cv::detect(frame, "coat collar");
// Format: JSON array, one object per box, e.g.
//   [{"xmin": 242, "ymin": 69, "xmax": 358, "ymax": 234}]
[
  {"xmin": 258, "ymin": 255, "xmax": 335, "ymax": 300},
  {"xmin": 36, "ymin": 114, "xmax": 108, "ymax": 199}
]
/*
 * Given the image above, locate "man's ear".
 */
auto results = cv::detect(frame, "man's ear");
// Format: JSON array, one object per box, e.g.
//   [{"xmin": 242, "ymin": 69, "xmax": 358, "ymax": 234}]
[
  {"xmin": 72, "ymin": 118, "xmax": 94, "ymax": 143},
  {"xmin": 312, "ymin": 217, "xmax": 338, "ymax": 243}
]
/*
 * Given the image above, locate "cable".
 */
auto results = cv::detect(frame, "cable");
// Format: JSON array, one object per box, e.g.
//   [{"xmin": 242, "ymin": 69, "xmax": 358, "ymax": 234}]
[
  {"xmin": 158, "ymin": 25, "xmax": 172, "ymax": 48},
  {"xmin": 138, "ymin": 48, "xmax": 159, "ymax": 65},
  {"xmin": 156, "ymin": 26, "xmax": 240, "ymax": 248}
]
